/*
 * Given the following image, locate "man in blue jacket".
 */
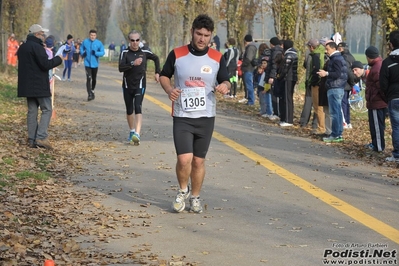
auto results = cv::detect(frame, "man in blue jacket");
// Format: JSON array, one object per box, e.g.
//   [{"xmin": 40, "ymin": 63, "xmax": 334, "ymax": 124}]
[
  {"xmin": 317, "ymin": 41, "xmax": 348, "ymax": 143},
  {"xmin": 80, "ymin": 29, "xmax": 105, "ymax": 101}
]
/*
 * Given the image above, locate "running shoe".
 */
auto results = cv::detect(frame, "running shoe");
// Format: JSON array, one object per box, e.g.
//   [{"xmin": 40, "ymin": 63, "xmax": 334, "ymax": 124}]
[
  {"xmin": 172, "ymin": 186, "xmax": 190, "ymax": 212},
  {"xmin": 128, "ymin": 131, "xmax": 135, "ymax": 142},
  {"xmin": 279, "ymin": 122, "xmax": 293, "ymax": 127},
  {"xmin": 132, "ymin": 132, "xmax": 140, "ymax": 145},
  {"xmin": 323, "ymin": 136, "xmax": 344, "ymax": 143},
  {"xmin": 189, "ymin": 196, "xmax": 203, "ymax": 213},
  {"xmin": 385, "ymin": 156, "xmax": 399, "ymax": 163}
]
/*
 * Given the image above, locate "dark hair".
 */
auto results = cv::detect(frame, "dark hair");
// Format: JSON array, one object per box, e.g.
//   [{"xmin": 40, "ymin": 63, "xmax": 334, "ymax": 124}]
[
  {"xmin": 258, "ymin": 43, "xmax": 270, "ymax": 57},
  {"xmin": 228, "ymin": 38, "xmax": 236, "ymax": 46},
  {"xmin": 326, "ymin": 41, "xmax": 337, "ymax": 49},
  {"xmin": 192, "ymin": 14, "xmax": 214, "ymax": 32},
  {"xmin": 389, "ymin": 30, "xmax": 399, "ymax": 49},
  {"xmin": 274, "ymin": 52, "xmax": 284, "ymax": 66},
  {"xmin": 89, "ymin": 29, "xmax": 97, "ymax": 34}
]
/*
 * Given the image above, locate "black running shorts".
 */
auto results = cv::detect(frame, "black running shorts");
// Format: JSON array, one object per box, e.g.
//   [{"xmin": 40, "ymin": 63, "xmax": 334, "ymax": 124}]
[{"xmin": 173, "ymin": 117, "xmax": 215, "ymax": 158}]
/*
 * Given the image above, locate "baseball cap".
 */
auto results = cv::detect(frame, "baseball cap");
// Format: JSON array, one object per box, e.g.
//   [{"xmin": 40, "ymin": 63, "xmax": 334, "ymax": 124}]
[{"xmin": 29, "ymin": 24, "xmax": 49, "ymax": 33}]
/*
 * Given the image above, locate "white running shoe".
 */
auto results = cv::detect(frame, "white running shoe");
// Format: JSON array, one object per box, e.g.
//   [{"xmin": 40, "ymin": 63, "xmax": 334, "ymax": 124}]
[
  {"xmin": 280, "ymin": 122, "xmax": 293, "ymax": 127},
  {"xmin": 269, "ymin": 115, "xmax": 280, "ymax": 121},
  {"xmin": 385, "ymin": 156, "xmax": 399, "ymax": 163},
  {"xmin": 189, "ymin": 196, "xmax": 203, "ymax": 213},
  {"xmin": 172, "ymin": 187, "xmax": 190, "ymax": 212},
  {"xmin": 238, "ymin": 98, "xmax": 248, "ymax": 103}
]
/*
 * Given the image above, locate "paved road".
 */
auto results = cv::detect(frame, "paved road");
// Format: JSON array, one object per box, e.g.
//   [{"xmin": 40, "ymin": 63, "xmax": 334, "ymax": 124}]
[{"xmin": 54, "ymin": 63, "xmax": 399, "ymax": 266}]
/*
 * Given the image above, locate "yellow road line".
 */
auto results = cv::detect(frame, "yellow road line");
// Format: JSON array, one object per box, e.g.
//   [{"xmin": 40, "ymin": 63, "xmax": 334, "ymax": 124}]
[{"xmin": 112, "ymin": 78, "xmax": 399, "ymax": 244}]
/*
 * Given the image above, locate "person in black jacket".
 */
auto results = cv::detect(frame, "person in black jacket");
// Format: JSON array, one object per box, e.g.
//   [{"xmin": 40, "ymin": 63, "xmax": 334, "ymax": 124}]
[
  {"xmin": 338, "ymin": 42, "xmax": 356, "ymax": 129},
  {"xmin": 277, "ymin": 40, "xmax": 298, "ymax": 126},
  {"xmin": 17, "ymin": 24, "xmax": 63, "ymax": 150},
  {"xmin": 119, "ymin": 30, "xmax": 161, "ymax": 145},
  {"xmin": 380, "ymin": 30, "xmax": 399, "ymax": 163}
]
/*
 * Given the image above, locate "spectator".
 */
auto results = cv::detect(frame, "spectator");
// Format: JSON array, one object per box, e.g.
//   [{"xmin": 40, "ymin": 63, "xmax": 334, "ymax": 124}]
[
  {"xmin": 120, "ymin": 40, "xmax": 126, "ymax": 52},
  {"xmin": 306, "ymin": 38, "xmax": 326, "ymax": 134},
  {"xmin": 108, "ymin": 41, "xmax": 116, "ymax": 61},
  {"xmin": 223, "ymin": 38, "xmax": 239, "ymax": 98},
  {"xmin": 317, "ymin": 41, "xmax": 348, "ymax": 143},
  {"xmin": 256, "ymin": 58, "xmax": 270, "ymax": 117},
  {"xmin": 240, "ymin": 34, "xmax": 257, "ymax": 105},
  {"xmin": 264, "ymin": 37, "xmax": 283, "ymax": 120},
  {"xmin": 7, "ymin": 33, "xmax": 19, "ymax": 67},
  {"xmin": 17, "ymin": 24, "xmax": 63, "ymax": 149},
  {"xmin": 380, "ymin": 30, "xmax": 399, "ymax": 163},
  {"xmin": 354, "ymin": 48, "xmax": 387, "ymax": 153},
  {"xmin": 338, "ymin": 42, "xmax": 356, "ymax": 129},
  {"xmin": 213, "ymin": 34, "xmax": 220, "ymax": 51},
  {"xmin": 277, "ymin": 40, "xmax": 298, "ymax": 127}
]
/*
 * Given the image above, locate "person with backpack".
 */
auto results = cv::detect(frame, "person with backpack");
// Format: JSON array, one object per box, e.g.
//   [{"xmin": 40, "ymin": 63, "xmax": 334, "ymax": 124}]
[{"xmin": 223, "ymin": 38, "xmax": 239, "ymax": 98}]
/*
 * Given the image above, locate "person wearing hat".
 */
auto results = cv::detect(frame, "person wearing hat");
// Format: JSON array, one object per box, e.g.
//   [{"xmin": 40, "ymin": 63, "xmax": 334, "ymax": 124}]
[
  {"xmin": 337, "ymin": 42, "xmax": 356, "ymax": 129},
  {"xmin": 7, "ymin": 33, "xmax": 19, "ymax": 67},
  {"xmin": 80, "ymin": 29, "xmax": 105, "ymax": 101},
  {"xmin": 360, "ymin": 47, "xmax": 387, "ymax": 152},
  {"xmin": 380, "ymin": 30, "xmax": 399, "ymax": 163},
  {"xmin": 17, "ymin": 24, "xmax": 63, "ymax": 149},
  {"xmin": 61, "ymin": 34, "xmax": 75, "ymax": 81},
  {"xmin": 263, "ymin": 36, "xmax": 283, "ymax": 120},
  {"xmin": 239, "ymin": 34, "xmax": 257, "ymax": 105}
]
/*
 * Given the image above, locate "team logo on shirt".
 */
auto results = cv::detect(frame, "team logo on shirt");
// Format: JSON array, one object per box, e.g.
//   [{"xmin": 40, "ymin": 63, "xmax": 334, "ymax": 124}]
[{"xmin": 201, "ymin": 65, "xmax": 212, "ymax": 74}]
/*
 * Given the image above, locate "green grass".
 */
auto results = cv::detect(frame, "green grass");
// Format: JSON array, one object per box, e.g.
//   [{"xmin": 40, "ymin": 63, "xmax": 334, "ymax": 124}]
[
  {"xmin": 15, "ymin": 171, "xmax": 50, "ymax": 181},
  {"xmin": 352, "ymin": 53, "xmax": 367, "ymax": 64}
]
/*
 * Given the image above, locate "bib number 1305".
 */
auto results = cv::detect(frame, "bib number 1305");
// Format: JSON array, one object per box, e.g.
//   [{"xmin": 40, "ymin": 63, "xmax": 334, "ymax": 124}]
[{"xmin": 181, "ymin": 87, "xmax": 206, "ymax": 111}]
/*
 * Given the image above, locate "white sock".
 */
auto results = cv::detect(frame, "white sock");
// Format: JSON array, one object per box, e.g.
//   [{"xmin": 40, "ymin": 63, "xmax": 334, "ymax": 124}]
[
  {"xmin": 181, "ymin": 187, "xmax": 188, "ymax": 193},
  {"xmin": 130, "ymin": 129, "xmax": 135, "ymax": 132}
]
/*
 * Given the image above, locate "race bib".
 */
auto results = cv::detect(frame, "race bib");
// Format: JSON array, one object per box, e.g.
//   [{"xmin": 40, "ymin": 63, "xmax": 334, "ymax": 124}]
[{"xmin": 180, "ymin": 87, "xmax": 206, "ymax": 112}]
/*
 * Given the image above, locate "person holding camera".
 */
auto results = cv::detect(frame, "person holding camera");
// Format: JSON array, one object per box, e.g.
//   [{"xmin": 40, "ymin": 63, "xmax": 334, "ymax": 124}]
[
  {"xmin": 80, "ymin": 29, "xmax": 105, "ymax": 101},
  {"xmin": 118, "ymin": 30, "xmax": 160, "ymax": 145}
]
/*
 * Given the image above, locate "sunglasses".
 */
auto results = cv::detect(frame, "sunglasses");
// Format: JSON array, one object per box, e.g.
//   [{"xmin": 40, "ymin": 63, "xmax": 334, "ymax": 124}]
[{"xmin": 130, "ymin": 39, "xmax": 140, "ymax": 42}]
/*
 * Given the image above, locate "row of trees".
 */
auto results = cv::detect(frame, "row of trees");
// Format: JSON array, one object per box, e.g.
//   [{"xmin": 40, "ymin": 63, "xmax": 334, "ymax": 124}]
[{"xmin": 1, "ymin": 0, "xmax": 399, "ymax": 65}]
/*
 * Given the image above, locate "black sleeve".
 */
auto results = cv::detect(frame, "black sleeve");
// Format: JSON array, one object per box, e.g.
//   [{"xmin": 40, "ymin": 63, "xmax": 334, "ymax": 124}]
[
  {"xmin": 379, "ymin": 60, "xmax": 388, "ymax": 96},
  {"xmin": 118, "ymin": 50, "xmax": 131, "ymax": 72},
  {"xmin": 217, "ymin": 55, "xmax": 230, "ymax": 84},
  {"xmin": 146, "ymin": 51, "xmax": 161, "ymax": 74},
  {"xmin": 160, "ymin": 50, "xmax": 176, "ymax": 78},
  {"xmin": 310, "ymin": 54, "xmax": 320, "ymax": 86},
  {"xmin": 346, "ymin": 61, "xmax": 356, "ymax": 87}
]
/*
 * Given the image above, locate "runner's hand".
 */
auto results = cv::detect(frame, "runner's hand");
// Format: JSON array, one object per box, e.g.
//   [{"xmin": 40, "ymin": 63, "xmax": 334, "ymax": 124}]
[
  {"xmin": 168, "ymin": 88, "xmax": 181, "ymax": 102},
  {"xmin": 215, "ymin": 83, "xmax": 230, "ymax": 94}
]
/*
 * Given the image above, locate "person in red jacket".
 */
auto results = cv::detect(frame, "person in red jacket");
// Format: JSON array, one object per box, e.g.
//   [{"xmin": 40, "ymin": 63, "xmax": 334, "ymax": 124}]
[
  {"xmin": 7, "ymin": 33, "xmax": 19, "ymax": 66},
  {"xmin": 355, "ymin": 46, "xmax": 387, "ymax": 152}
]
